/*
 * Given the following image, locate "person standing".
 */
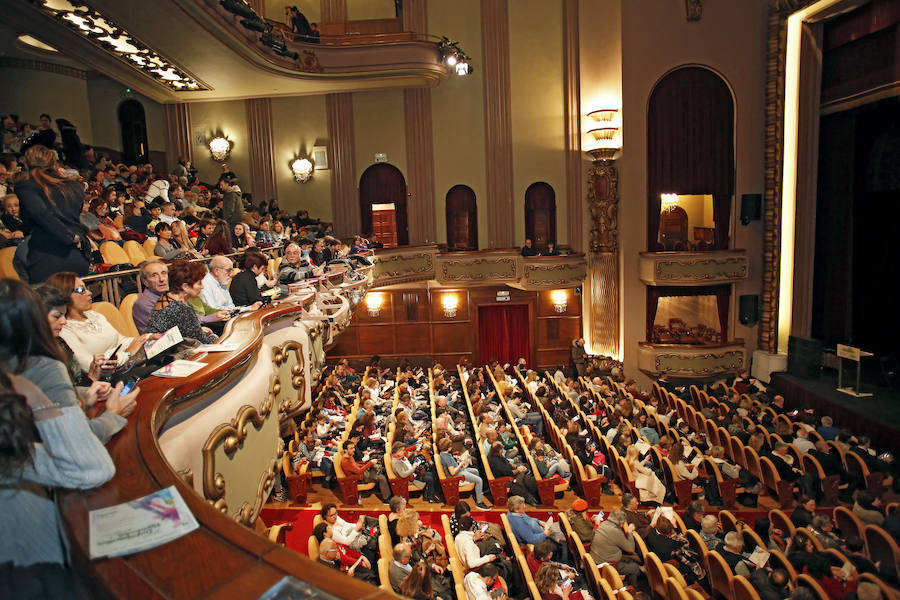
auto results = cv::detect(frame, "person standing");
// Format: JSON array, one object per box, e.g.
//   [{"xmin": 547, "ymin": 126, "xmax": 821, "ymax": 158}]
[{"xmin": 571, "ymin": 338, "xmax": 587, "ymax": 377}]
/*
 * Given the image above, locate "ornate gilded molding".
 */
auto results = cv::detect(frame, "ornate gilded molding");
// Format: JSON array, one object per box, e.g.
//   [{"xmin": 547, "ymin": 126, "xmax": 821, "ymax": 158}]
[
  {"xmin": 639, "ymin": 251, "xmax": 750, "ymax": 286},
  {"xmin": 373, "ymin": 250, "xmax": 435, "ymax": 284},
  {"xmin": 272, "ymin": 341, "xmax": 306, "ymax": 418},
  {"xmin": 0, "ymin": 57, "xmax": 88, "ymax": 79},
  {"xmin": 637, "ymin": 341, "xmax": 747, "ymax": 379},
  {"xmin": 587, "ymin": 163, "xmax": 619, "ymax": 253},
  {"xmin": 440, "ymin": 257, "xmax": 517, "ymax": 282},
  {"xmin": 523, "ymin": 262, "xmax": 587, "ymax": 288},
  {"xmin": 201, "ymin": 386, "xmax": 274, "ymax": 519},
  {"xmin": 27, "ymin": 0, "xmax": 209, "ymax": 91}
]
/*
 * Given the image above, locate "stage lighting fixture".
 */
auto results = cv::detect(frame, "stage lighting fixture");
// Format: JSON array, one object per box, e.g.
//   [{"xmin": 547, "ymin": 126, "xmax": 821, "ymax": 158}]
[
  {"xmin": 220, "ymin": 0, "xmax": 256, "ymax": 19},
  {"xmin": 241, "ymin": 17, "xmax": 268, "ymax": 32}
]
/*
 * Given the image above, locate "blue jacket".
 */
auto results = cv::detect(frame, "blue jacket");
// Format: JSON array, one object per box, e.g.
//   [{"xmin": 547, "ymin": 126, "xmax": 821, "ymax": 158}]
[{"xmin": 508, "ymin": 512, "xmax": 547, "ymax": 545}]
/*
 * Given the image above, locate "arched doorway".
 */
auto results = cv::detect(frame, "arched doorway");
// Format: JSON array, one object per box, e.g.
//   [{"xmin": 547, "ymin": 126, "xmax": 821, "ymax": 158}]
[
  {"xmin": 118, "ymin": 99, "xmax": 149, "ymax": 165},
  {"xmin": 445, "ymin": 185, "xmax": 478, "ymax": 250},
  {"xmin": 524, "ymin": 182, "xmax": 556, "ymax": 250},
  {"xmin": 647, "ymin": 66, "xmax": 735, "ymax": 251},
  {"xmin": 359, "ymin": 163, "xmax": 408, "ymax": 247}
]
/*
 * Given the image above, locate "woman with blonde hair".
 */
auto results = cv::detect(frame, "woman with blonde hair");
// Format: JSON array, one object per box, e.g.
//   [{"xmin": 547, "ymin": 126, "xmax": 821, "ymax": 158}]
[
  {"xmin": 625, "ymin": 444, "xmax": 666, "ymax": 503},
  {"xmin": 170, "ymin": 220, "xmax": 203, "ymax": 258},
  {"xmin": 16, "ymin": 145, "xmax": 90, "ymax": 281}
]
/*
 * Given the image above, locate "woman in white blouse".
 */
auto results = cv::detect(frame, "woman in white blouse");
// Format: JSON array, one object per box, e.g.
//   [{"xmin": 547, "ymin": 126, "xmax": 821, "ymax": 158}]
[
  {"xmin": 625, "ymin": 444, "xmax": 666, "ymax": 503},
  {"xmin": 46, "ymin": 272, "xmax": 150, "ymax": 373}
]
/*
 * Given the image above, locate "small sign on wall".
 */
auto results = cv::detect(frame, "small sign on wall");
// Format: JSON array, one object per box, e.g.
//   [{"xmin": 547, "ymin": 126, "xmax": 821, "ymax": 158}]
[
  {"xmin": 497, "ymin": 290, "xmax": 510, "ymax": 302},
  {"xmin": 374, "ymin": 153, "xmax": 388, "ymax": 163}
]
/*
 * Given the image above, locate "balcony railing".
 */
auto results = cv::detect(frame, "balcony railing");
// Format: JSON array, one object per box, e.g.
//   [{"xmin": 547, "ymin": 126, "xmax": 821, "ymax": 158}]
[{"xmin": 639, "ymin": 249, "xmax": 749, "ymax": 286}]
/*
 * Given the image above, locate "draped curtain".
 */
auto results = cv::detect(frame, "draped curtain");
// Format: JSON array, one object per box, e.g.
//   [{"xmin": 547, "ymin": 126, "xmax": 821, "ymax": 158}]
[
  {"xmin": 646, "ymin": 285, "xmax": 731, "ymax": 342},
  {"xmin": 478, "ymin": 304, "xmax": 530, "ymax": 366},
  {"xmin": 647, "ymin": 67, "xmax": 735, "ymax": 250}
]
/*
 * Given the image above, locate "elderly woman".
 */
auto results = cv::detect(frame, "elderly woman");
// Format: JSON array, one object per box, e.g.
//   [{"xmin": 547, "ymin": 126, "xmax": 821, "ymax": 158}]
[
  {"xmin": 229, "ymin": 251, "xmax": 276, "ymax": 307},
  {"xmin": 312, "ymin": 522, "xmax": 376, "ymax": 583},
  {"xmin": 395, "ymin": 508, "xmax": 452, "ymax": 598},
  {"xmin": 146, "ymin": 260, "xmax": 219, "ymax": 344},
  {"xmin": 45, "ymin": 272, "xmax": 150, "ymax": 374}
]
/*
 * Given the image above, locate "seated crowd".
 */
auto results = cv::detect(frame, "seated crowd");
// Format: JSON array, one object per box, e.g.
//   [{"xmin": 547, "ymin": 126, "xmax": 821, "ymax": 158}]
[{"xmin": 281, "ymin": 358, "xmax": 900, "ymax": 600}]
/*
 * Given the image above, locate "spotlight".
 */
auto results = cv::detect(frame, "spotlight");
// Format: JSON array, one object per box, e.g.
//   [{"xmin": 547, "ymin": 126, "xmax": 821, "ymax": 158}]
[
  {"xmin": 241, "ymin": 17, "xmax": 268, "ymax": 32},
  {"xmin": 456, "ymin": 62, "xmax": 471, "ymax": 76},
  {"xmin": 445, "ymin": 54, "xmax": 458, "ymax": 67}
]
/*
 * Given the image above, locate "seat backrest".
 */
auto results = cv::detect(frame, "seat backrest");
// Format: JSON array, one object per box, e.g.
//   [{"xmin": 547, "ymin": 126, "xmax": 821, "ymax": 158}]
[
  {"xmin": 865, "ymin": 524, "xmax": 900, "ymax": 576},
  {"xmin": 796, "ymin": 573, "xmax": 830, "ymax": 600},
  {"xmin": 719, "ymin": 510, "xmax": 739, "ymax": 533},
  {"xmin": 123, "ymin": 240, "xmax": 148, "ymax": 265},
  {"xmin": 767, "ymin": 548, "xmax": 798, "ymax": 581},
  {"xmin": 644, "ymin": 552, "xmax": 668, "ymax": 599},
  {"xmin": 118, "ymin": 293, "xmax": 140, "ymax": 337},
  {"xmin": 0, "ymin": 247, "xmax": 20, "ymax": 279},
  {"xmin": 143, "ymin": 238, "xmax": 157, "ymax": 256},
  {"xmin": 377, "ymin": 558, "xmax": 391, "ymax": 592},
  {"xmin": 768, "ymin": 509, "xmax": 796, "ymax": 538},
  {"xmin": 833, "ymin": 506, "xmax": 865, "ymax": 542},
  {"xmin": 741, "ymin": 527, "xmax": 766, "ymax": 553},
  {"xmin": 91, "ymin": 301, "xmax": 130, "ymax": 337},
  {"xmin": 732, "ymin": 575, "xmax": 762, "ymax": 600},
  {"xmin": 100, "ymin": 241, "xmax": 133, "ymax": 266},
  {"xmin": 665, "ymin": 577, "xmax": 691, "ymax": 600},
  {"xmin": 706, "ymin": 550, "xmax": 734, "ymax": 599},
  {"xmin": 844, "ymin": 450, "xmax": 871, "ymax": 477}
]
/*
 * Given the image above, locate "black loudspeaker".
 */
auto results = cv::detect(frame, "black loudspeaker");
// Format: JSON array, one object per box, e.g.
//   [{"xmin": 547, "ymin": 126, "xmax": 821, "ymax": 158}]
[
  {"xmin": 787, "ymin": 336, "xmax": 824, "ymax": 379},
  {"xmin": 740, "ymin": 193, "xmax": 762, "ymax": 225},
  {"xmin": 574, "ymin": 286, "xmax": 583, "ymax": 296},
  {"xmin": 739, "ymin": 294, "xmax": 759, "ymax": 325}
]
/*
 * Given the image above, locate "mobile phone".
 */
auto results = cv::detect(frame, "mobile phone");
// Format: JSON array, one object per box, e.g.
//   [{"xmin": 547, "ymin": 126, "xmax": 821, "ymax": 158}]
[
  {"xmin": 481, "ymin": 523, "xmax": 489, "ymax": 532},
  {"xmin": 230, "ymin": 308, "xmax": 241, "ymax": 317},
  {"xmin": 120, "ymin": 380, "xmax": 137, "ymax": 396},
  {"xmin": 107, "ymin": 343, "xmax": 124, "ymax": 362}
]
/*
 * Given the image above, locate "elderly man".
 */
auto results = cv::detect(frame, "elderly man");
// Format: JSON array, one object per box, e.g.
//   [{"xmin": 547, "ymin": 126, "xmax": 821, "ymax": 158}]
[
  {"xmin": 589, "ymin": 509, "xmax": 640, "ymax": 586},
  {"xmin": 199, "ymin": 256, "xmax": 237, "ymax": 310},
  {"xmin": 506, "ymin": 495, "xmax": 571, "ymax": 566},
  {"xmin": 278, "ymin": 242, "xmax": 322, "ymax": 284},
  {"xmin": 721, "ymin": 531, "xmax": 754, "ymax": 576},
  {"xmin": 389, "ymin": 543, "xmax": 412, "ymax": 592},
  {"xmin": 133, "ymin": 260, "xmax": 168, "ymax": 333}
]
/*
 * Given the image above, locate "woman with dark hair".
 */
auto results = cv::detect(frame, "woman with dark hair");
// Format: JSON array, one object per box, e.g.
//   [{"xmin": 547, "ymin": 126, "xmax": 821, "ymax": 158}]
[
  {"xmin": 231, "ymin": 222, "xmax": 254, "ymax": 250},
  {"xmin": 15, "ymin": 145, "xmax": 90, "ymax": 281},
  {"xmin": 229, "ymin": 251, "xmax": 272, "ymax": 306},
  {"xmin": 646, "ymin": 514, "xmax": 706, "ymax": 585},
  {"xmin": 203, "ymin": 219, "xmax": 233, "ymax": 255},
  {"xmin": 0, "ymin": 279, "xmax": 121, "ymax": 566},
  {"xmin": 153, "ymin": 221, "xmax": 183, "ymax": 259},
  {"xmin": 399, "ymin": 561, "xmax": 439, "ymax": 600},
  {"xmin": 313, "ymin": 522, "xmax": 376, "ymax": 583},
  {"xmin": 146, "ymin": 260, "xmax": 218, "ymax": 343}
]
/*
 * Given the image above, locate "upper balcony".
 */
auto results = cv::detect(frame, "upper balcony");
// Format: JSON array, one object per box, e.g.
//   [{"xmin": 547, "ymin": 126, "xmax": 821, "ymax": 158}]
[
  {"xmin": 638, "ymin": 249, "xmax": 749, "ymax": 287},
  {"xmin": 371, "ymin": 245, "xmax": 587, "ymax": 290}
]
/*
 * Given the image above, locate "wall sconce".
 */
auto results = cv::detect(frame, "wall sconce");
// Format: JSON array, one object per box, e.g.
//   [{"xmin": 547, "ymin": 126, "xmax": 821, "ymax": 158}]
[
  {"xmin": 661, "ymin": 193, "xmax": 679, "ymax": 209},
  {"xmin": 291, "ymin": 157, "xmax": 313, "ymax": 183},
  {"xmin": 551, "ymin": 290, "xmax": 568, "ymax": 313},
  {"xmin": 365, "ymin": 293, "xmax": 383, "ymax": 317},
  {"xmin": 208, "ymin": 136, "xmax": 231, "ymax": 162},
  {"xmin": 586, "ymin": 108, "xmax": 621, "ymax": 163},
  {"xmin": 442, "ymin": 294, "xmax": 459, "ymax": 318}
]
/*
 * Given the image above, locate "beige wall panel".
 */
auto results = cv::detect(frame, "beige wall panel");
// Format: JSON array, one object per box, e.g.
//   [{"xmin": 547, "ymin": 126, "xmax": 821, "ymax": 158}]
[
  {"xmin": 352, "ymin": 89, "xmax": 407, "ymax": 186},
  {"xmin": 0, "ymin": 68, "xmax": 93, "ymax": 144},
  {"xmin": 347, "ymin": 0, "xmax": 396, "ymax": 20},
  {"xmin": 509, "ymin": 0, "xmax": 567, "ymax": 247},
  {"xmin": 271, "ymin": 95, "xmax": 333, "ymax": 221},
  {"xmin": 617, "ymin": 0, "xmax": 767, "ymax": 382},
  {"xmin": 87, "ymin": 79, "xmax": 166, "ymax": 152},
  {"xmin": 427, "ymin": 0, "xmax": 487, "ymax": 248},
  {"xmin": 190, "ymin": 100, "xmax": 252, "ymax": 189}
]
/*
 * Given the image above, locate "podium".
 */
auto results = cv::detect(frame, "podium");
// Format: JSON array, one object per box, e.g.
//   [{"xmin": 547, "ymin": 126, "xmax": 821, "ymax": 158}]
[{"xmin": 836, "ymin": 343, "xmax": 874, "ymax": 398}]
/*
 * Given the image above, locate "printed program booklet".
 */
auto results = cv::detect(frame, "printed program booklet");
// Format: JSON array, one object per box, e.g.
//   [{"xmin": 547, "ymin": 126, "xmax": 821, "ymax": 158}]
[{"xmin": 89, "ymin": 485, "xmax": 199, "ymax": 559}]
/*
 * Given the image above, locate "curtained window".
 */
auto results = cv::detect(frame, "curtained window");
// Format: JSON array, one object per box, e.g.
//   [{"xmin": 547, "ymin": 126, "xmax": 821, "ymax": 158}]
[
  {"xmin": 647, "ymin": 67, "xmax": 735, "ymax": 251},
  {"xmin": 646, "ymin": 285, "xmax": 731, "ymax": 343}
]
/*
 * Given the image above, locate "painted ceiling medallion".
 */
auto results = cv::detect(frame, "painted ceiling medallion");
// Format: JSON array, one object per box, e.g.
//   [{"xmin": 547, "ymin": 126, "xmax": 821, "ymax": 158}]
[{"xmin": 28, "ymin": 0, "xmax": 209, "ymax": 91}]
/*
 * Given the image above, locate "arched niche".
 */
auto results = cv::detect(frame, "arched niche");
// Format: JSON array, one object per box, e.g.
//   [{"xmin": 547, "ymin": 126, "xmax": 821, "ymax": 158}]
[
  {"xmin": 118, "ymin": 99, "xmax": 149, "ymax": 165},
  {"xmin": 524, "ymin": 182, "xmax": 556, "ymax": 250},
  {"xmin": 359, "ymin": 163, "xmax": 408, "ymax": 247},
  {"xmin": 445, "ymin": 184, "xmax": 478, "ymax": 251}
]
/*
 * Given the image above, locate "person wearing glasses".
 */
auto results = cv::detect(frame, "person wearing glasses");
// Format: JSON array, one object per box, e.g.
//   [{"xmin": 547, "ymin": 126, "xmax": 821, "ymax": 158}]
[
  {"xmin": 198, "ymin": 255, "xmax": 261, "ymax": 312},
  {"xmin": 45, "ymin": 272, "xmax": 151, "ymax": 374}
]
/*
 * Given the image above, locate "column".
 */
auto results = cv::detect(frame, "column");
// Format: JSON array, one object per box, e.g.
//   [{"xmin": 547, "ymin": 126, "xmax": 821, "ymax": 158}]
[
  {"xmin": 164, "ymin": 103, "xmax": 192, "ymax": 172},
  {"xmin": 244, "ymin": 98, "xmax": 278, "ymax": 205},
  {"xmin": 481, "ymin": 0, "xmax": 515, "ymax": 248},
  {"xmin": 563, "ymin": 0, "xmax": 582, "ymax": 251},
  {"xmin": 588, "ymin": 161, "xmax": 620, "ymax": 358},
  {"xmin": 321, "ymin": 0, "xmax": 346, "ymax": 23},
  {"xmin": 326, "ymin": 93, "xmax": 359, "ymax": 238},
  {"xmin": 402, "ymin": 0, "xmax": 426, "ymax": 32},
  {"xmin": 404, "ymin": 88, "xmax": 437, "ymax": 244}
]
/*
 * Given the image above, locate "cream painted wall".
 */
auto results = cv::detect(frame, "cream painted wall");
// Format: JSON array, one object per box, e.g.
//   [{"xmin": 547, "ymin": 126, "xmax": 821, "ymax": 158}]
[
  {"xmin": 617, "ymin": 0, "xmax": 768, "ymax": 382},
  {"xmin": 670, "ymin": 194, "xmax": 715, "ymax": 234},
  {"xmin": 347, "ymin": 0, "xmax": 396, "ymax": 21},
  {"xmin": 509, "ymin": 0, "xmax": 567, "ymax": 247},
  {"xmin": 352, "ymin": 89, "xmax": 407, "ymax": 192},
  {"xmin": 427, "ymin": 0, "xmax": 487, "ymax": 248},
  {"xmin": 189, "ymin": 100, "xmax": 252, "ymax": 188},
  {"xmin": 264, "ymin": 0, "xmax": 320, "ymax": 26},
  {"xmin": 86, "ymin": 78, "xmax": 166, "ymax": 152},
  {"xmin": 0, "ymin": 68, "xmax": 94, "ymax": 144},
  {"xmin": 271, "ymin": 95, "xmax": 332, "ymax": 221}
]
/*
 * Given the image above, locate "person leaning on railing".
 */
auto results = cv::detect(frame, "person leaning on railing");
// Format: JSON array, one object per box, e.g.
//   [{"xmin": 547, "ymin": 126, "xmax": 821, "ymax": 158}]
[{"xmin": 146, "ymin": 260, "xmax": 219, "ymax": 344}]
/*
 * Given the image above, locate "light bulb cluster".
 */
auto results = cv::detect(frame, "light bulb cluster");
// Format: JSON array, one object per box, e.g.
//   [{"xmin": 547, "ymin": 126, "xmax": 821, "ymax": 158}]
[{"xmin": 439, "ymin": 37, "xmax": 473, "ymax": 76}]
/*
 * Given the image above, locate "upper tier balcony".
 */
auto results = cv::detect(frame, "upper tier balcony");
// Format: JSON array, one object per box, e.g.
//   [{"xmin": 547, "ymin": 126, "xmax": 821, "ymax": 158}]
[{"xmin": 639, "ymin": 249, "xmax": 749, "ymax": 287}]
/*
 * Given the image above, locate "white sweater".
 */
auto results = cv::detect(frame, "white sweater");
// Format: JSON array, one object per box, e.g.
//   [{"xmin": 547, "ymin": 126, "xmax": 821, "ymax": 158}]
[{"xmin": 60, "ymin": 310, "xmax": 133, "ymax": 373}]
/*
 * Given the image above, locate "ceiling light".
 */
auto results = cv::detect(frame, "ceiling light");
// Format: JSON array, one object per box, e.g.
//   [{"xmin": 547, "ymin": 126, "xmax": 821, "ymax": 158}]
[{"xmin": 17, "ymin": 35, "xmax": 58, "ymax": 53}]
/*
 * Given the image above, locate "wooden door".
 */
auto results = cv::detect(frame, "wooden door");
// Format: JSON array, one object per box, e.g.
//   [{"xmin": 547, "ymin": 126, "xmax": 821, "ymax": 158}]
[
  {"xmin": 359, "ymin": 163, "xmax": 409, "ymax": 245},
  {"xmin": 372, "ymin": 208, "xmax": 398, "ymax": 247}
]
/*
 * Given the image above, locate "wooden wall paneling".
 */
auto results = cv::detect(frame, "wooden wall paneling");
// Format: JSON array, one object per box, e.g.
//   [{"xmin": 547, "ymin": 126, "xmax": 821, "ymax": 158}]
[
  {"xmin": 328, "ymin": 325, "xmax": 358, "ymax": 357},
  {"xmin": 355, "ymin": 292, "xmax": 394, "ymax": 325},
  {"xmin": 537, "ymin": 349, "xmax": 571, "ymax": 369},
  {"xmin": 393, "ymin": 324, "xmax": 432, "ymax": 355},
  {"xmin": 429, "ymin": 289, "xmax": 470, "ymax": 322},
  {"xmin": 537, "ymin": 316, "xmax": 581, "ymax": 349},
  {"xmin": 357, "ymin": 324, "xmax": 397, "ymax": 355},
  {"xmin": 394, "ymin": 289, "xmax": 431, "ymax": 322},
  {"xmin": 432, "ymin": 322, "xmax": 476, "ymax": 354},
  {"xmin": 432, "ymin": 353, "xmax": 474, "ymax": 366},
  {"xmin": 537, "ymin": 289, "xmax": 582, "ymax": 317}
]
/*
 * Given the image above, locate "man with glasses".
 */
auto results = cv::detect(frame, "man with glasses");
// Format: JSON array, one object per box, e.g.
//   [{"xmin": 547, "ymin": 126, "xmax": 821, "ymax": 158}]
[
  {"xmin": 278, "ymin": 242, "xmax": 322, "ymax": 284},
  {"xmin": 200, "ymin": 255, "xmax": 263, "ymax": 313}
]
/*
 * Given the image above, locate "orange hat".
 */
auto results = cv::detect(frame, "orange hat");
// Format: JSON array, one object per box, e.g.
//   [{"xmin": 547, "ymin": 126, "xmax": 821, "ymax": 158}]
[{"xmin": 572, "ymin": 499, "xmax": 588, "ymax": 512}]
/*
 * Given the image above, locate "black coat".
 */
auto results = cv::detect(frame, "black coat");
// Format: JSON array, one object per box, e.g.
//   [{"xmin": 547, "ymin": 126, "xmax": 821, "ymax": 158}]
[
  {"xmin": 17, "ymin": 179, "xmax": 89, "ymax": 281},
  {"xmin": 228, "ymin": 269, "xmax": 264, "ymax": 306}
]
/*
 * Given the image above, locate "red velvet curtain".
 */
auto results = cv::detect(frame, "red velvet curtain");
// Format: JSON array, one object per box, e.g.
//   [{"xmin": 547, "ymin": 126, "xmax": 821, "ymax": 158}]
[
  {"xmin": 647, "ymin": 67, "xmax": 735, "ymax": 250},
  {"xmin": 478, "ymin": 304, "xmax": 530, "ymax": 366}
]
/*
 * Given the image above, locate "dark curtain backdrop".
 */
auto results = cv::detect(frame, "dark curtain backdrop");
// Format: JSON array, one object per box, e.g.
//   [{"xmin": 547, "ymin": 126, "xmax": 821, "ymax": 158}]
[
  {"xmin": 646, "ymin": 285, "xmax": 731, "ymax": 342},
  {"xmin": 478, "ymin": 304, "xmax": 530, "ymax": 366},
  {"xmin": 647, "ymin": 67, "xmax": 735, "ymax": 250}
]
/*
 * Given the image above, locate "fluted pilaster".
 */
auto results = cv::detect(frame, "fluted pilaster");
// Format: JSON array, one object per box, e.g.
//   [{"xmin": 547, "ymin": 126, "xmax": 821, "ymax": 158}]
[
  {"xmin": 164, "ymin": 103, "xmax": 192, "ymax": 172},
  {"xmin": 563, "ymin": 0, "xmax": 582, "ymax": 251},
  {"xmin": 404, "ymin": 88, "xmax": 436, "ymax": 244},
  {"xmin": 321, "ymin": 0, "xmax": 346, "ymax": 23},
  {"xmin": 402, "ymin": 0, "xmax": 426, "ymax": 32},
  {"xmin": 590, "ymin": 252, "xmax": 619, "ymax": 358},
  {"xmin": 245, "ymin": 98, "xmax": 278, "ymax": 205},
  {"xmin": 326, "ymin": 93, "xmax": 359, "ymax": 237},
  {"xmin": 481, "ymin": 0, "xmax": 515, "ymax": 249}
]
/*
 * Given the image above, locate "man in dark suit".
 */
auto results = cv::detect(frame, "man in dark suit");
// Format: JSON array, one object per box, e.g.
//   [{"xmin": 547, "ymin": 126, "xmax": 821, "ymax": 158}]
[{"xmin": 810, "ymin": 441, "xmax": 860, "ymax": 501}]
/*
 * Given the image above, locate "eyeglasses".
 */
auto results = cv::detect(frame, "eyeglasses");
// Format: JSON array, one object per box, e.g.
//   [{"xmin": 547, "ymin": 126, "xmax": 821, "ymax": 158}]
[{"xmin": 72, "ymin": 286, "xmax": 89, "ymax": 295}]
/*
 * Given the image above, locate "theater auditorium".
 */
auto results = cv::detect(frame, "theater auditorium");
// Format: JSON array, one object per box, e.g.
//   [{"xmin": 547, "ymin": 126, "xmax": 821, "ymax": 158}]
[{"xmin": 1, "ymin": 0, "xmax": 899, "ymax": 598}]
